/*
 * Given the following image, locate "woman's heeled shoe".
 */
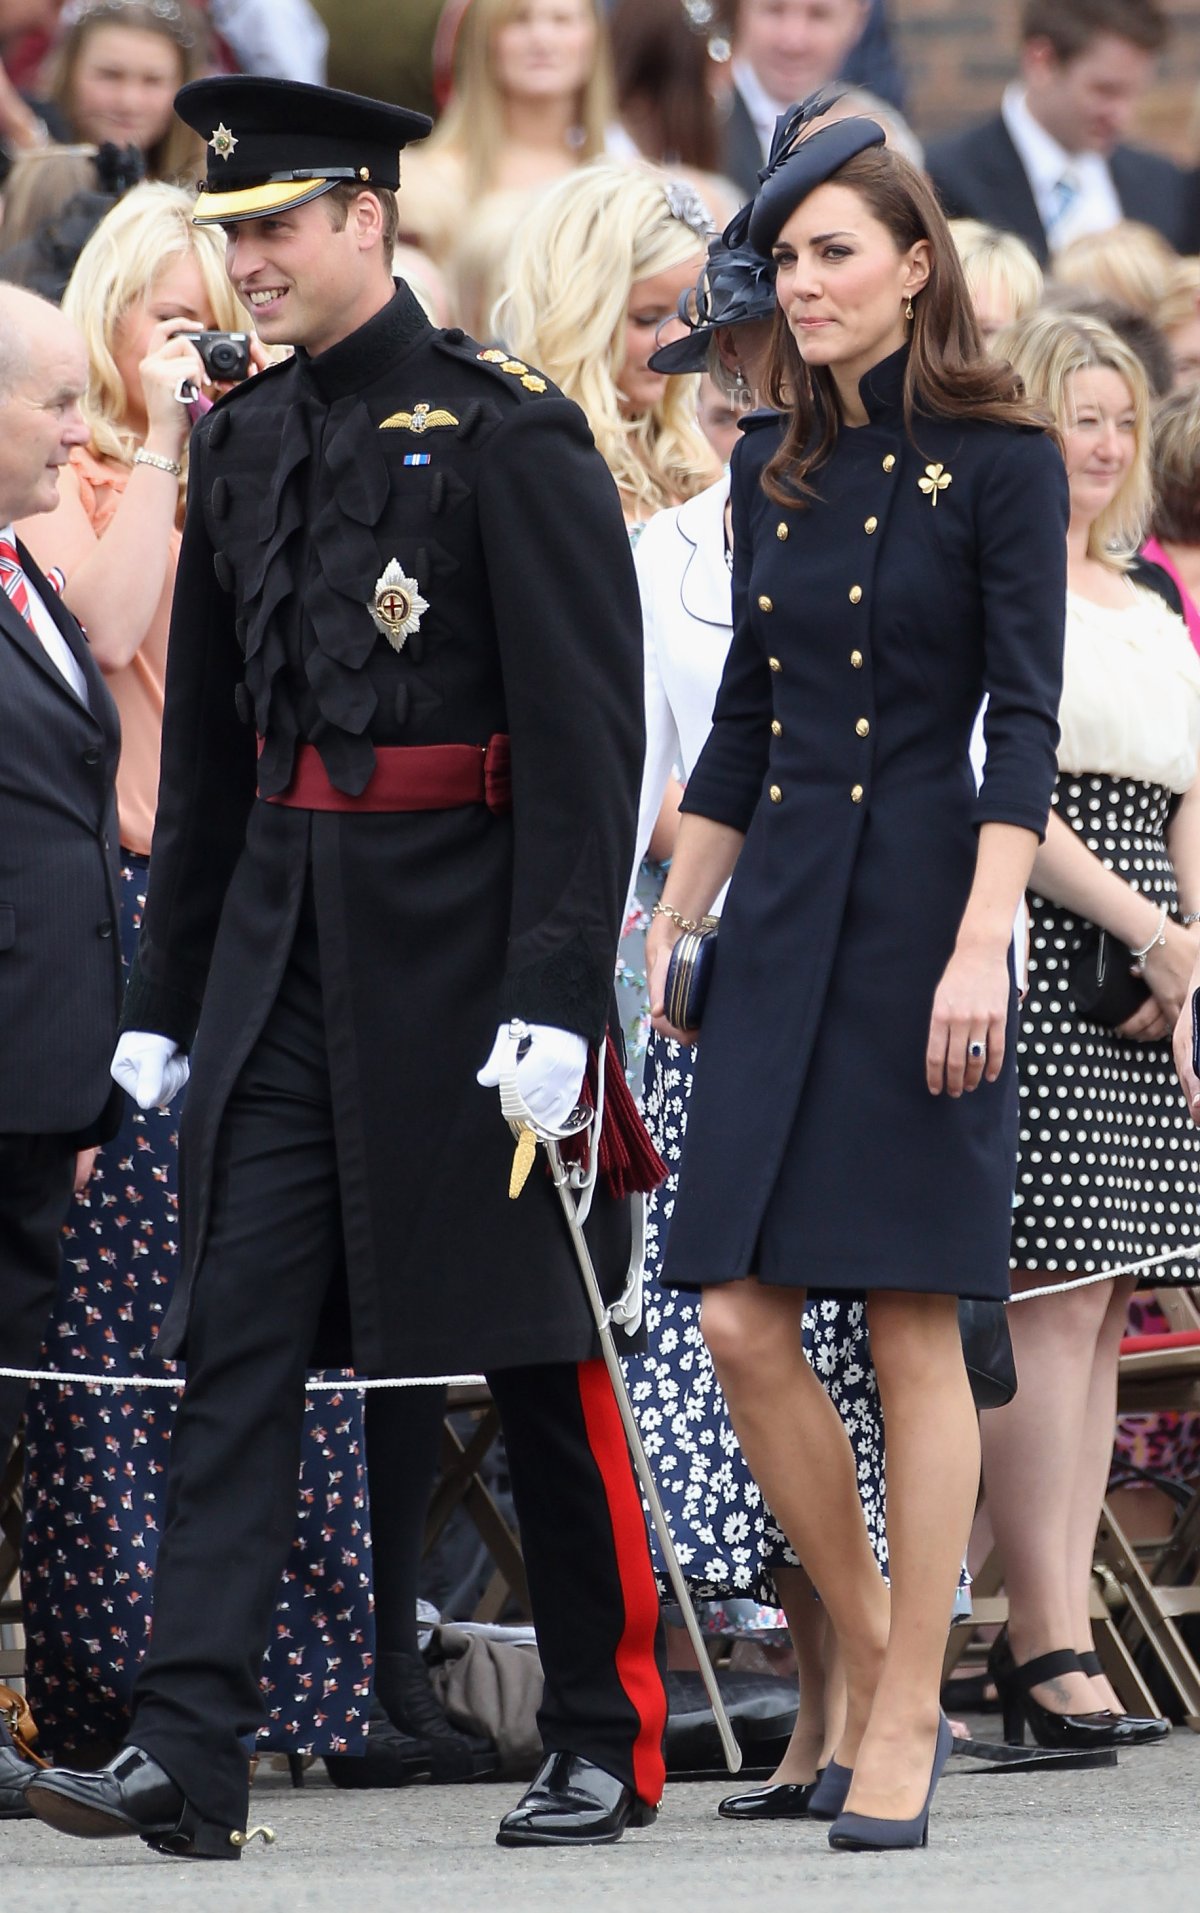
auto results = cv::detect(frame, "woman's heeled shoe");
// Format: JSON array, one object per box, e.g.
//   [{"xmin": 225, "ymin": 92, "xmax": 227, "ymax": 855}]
[
  {"xmin": 988, "ymin": 1633, "xmax": 1127, "ymax": 1750},
  {"xmin": 1076, "ymin": 1651, "xmax": 1171, "ymax": 1745},
  {"xmin": 806, "ymin": 1758, "xmax": 853, "ymax": 1820},
  {"xmin": 828, "ymin": 1714, "xmax": 954, "ymax": 1852},
  {"xmin": 717, "ymin": 1779, "xmax": 817, "ymax": 1821}
]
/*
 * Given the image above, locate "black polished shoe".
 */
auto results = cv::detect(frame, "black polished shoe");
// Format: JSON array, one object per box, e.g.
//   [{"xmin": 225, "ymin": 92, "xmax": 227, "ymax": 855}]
[
  {"xmin": 718, "ymin": 1779, "xmax": 817, "ymax": 1821},
  {"xmin": 374, "ymin": 1651, "xmax": 499, "ymax": 1781},
  {"xmin": 496, "ymin": 1752, "xmax": 658, "ymax": 1848},
  {"xmin": 988, "ymin": 1632, "xmax": 1130, "ymax": 1751},
  {"xmin": 1076, "ymin": 1652, "xmax": 1171, "ymax": 1744},
  {"xmin": 26, "ymin": 1746, "xmax": 256, "ymax": 1859},
  {"xmin": 324, "ymin": 1697, "xmax": 437, "ymax": 1789},
  {"xmin": 0, "ymin": 1718, "xmax": 34, "ymax": 1821}
]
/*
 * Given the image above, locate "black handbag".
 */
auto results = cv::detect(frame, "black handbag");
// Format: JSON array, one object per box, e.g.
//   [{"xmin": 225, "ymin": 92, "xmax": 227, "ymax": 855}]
[
  {"xmin": 1067, "ymin": 925, "xmax": 1149, "ymax": 1028},
  {"xmin": 958, "ymin": 1298, "xmax": 1017, "ymax": 1411},
  {"xmin": 662, "ymin": 926, "xmax": 718, "ymax": 1033}
]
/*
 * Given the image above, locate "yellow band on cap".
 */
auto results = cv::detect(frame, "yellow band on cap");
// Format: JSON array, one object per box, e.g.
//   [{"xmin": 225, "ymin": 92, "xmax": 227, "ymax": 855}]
[{"xmin": 192, "ymin": 176, "xmax": 336, "ymax": 225}]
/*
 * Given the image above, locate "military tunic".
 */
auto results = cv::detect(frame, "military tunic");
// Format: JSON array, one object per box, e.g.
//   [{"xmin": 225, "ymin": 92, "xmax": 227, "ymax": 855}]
[
  {"xmin": 664, "ymin": 347, "xmax": 1067, "ymax": 1302},
  {"xmin": 126, "ymin": 284, "xmax": 644, "ymax": 1374}
]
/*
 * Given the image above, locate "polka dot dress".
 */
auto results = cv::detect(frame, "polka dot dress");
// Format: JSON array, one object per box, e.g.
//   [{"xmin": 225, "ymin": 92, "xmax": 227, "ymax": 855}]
[{"xmin": 1012, "ymin": 772, "xmax": 1200, "ymax": 1283}]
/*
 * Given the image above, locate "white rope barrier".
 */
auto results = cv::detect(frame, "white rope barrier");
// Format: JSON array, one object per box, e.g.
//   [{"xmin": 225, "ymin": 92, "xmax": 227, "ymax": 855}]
[{"xmin": 2, "ymin": 1242, "xmax": 1198, "ymax": 1394}]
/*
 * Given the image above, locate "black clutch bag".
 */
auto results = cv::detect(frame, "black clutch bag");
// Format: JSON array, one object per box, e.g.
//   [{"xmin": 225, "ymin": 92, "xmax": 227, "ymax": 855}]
[
  {"xmin": 1068, "ymin": 926, "xmax": 1149, "ymax": 1028},
  {"xmin": 663, "ymin": 927, "xmax": 718, "ymax": 1033},
  {"xmin": 958, "ymin": 1299, "xmax": 1017, "ymax": 1411}
]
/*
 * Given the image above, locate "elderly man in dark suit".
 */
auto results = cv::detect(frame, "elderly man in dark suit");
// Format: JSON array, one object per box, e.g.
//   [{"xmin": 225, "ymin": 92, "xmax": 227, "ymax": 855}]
[
  {"xmin": 926, "ymin": 0, "xmax": 1197, "ymax": 265},
  {"xmin": 0, "ymin": 282, "xmax": 123, "ymax": 1818}
]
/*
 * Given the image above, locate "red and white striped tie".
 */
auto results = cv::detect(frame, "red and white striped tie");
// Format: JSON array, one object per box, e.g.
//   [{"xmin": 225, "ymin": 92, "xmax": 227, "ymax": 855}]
[{"xmin": 0, "ymin": 534, "xmax": 35, "ymax": 630}]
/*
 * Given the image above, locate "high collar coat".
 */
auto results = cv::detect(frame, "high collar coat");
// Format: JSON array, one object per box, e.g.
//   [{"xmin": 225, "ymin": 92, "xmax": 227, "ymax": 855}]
[
  {"xmin": 665, "ymin": 349, "xmax": 1068, "ymax": 1302},
  {"xmin": 126, "ymin": 287, "xmax": 645, "ymax": 1375}
]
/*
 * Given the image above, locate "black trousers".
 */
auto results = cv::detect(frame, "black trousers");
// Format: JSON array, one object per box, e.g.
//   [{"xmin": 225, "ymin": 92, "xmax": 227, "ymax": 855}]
[
  {"xmin": 130, "ymin": 922, "xmax": 667, "ymax": 1830},
  {"xmin": 0, "ymin": 1135, "xmax": 76, "ymax": 1455}
]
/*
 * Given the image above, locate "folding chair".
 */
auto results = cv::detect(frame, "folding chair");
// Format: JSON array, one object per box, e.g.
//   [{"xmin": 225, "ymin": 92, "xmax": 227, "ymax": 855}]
[
  {"xmin": 0, "ymin": 1434, "xmax": 25, "ymax": 1682},
  {"xmin": 423, "ymin": 1384, "xmax": 530, "ymax": 1622}
]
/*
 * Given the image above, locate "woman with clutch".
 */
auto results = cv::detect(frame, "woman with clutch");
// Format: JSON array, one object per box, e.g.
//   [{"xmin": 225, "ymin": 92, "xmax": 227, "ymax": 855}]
[
  {"xmin": 644, "ymin": 106, "xmax": 1066, "ymax": 1849},
  {"xmin": 980, "ymin": 309, "xmax": 1198, "ymax": 1750}
]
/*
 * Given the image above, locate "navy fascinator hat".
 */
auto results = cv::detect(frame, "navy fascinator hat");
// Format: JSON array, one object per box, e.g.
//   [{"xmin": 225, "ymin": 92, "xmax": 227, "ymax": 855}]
[
  {"xmin": 745, "ymin": 92, "xmax": 886, "ymax": 258},
  {"xmin": 647, "ymin": 227, "xmax": 778, "ymax": 375}
]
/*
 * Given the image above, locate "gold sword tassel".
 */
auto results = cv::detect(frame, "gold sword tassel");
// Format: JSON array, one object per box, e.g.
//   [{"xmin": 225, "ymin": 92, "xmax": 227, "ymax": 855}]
[{"xmin": 508, "ymin": 1123, "xmax": 538, "ymax": 1199}]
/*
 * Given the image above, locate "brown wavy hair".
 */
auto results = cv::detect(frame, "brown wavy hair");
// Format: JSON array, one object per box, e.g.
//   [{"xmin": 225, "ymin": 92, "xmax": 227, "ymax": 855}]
[{"xmin": 762, "ymin": 144, "xmax": 1047, "ymax": 508}]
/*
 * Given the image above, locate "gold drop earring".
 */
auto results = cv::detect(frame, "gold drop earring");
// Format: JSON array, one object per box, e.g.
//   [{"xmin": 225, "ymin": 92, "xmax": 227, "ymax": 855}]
[{"xmin": 905, "ymin": 296, "xmax": 915, "ymax": 321}]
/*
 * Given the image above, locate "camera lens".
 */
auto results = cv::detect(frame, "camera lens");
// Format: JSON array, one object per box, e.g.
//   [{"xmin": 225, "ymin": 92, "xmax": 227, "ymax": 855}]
[{"xmin": 209, "ymin": 341, "xmax": 239, "ymax": 376}]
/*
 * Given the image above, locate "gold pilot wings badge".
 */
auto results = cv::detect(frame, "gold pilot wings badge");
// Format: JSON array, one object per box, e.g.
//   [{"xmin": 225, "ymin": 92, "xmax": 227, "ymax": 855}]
[
  {"xmin": 379, "ymin": 402, "xmax": 459, "ymax": 433},
  {"xmin": 369, "ymin": 560, "xmax": 429, "ymax": 651}
]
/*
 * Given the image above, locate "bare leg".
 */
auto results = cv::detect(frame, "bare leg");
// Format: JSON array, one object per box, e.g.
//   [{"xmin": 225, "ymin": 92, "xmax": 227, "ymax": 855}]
[
  {"xmin": 979, "ymin": 1271, "xmax": 1110, "ymax": 1714},
  {"xmin": 702, "ymin": 1280, "xmax": 890, "ymax": 1773},
  {"xmin": 766, "ymin": 1562, "xmax": 826, "ymax": 1783},
  {"xmin": 844, "ymin": 1291, "xmax": 979, "ymax": 1821},
  {"xmin": 1068, "ymin": 1274, "xmax": 1138, "ymax": 1712}
]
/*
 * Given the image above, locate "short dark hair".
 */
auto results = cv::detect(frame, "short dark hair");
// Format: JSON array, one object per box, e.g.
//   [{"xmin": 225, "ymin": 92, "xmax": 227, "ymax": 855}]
[
  {"xmin": 1151, "ymin": 387, "xmax": 1200, "ymax": 545},
  {"xmin": 323, "ymin": 182, "xmax": 399, "ymax": 258},
  {"xmin": 1020, "ymin": 0, "xmax": 1169, "ymax": 59}
]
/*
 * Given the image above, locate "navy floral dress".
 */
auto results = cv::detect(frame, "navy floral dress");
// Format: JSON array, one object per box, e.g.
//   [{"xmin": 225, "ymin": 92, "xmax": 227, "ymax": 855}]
[{"xmin": 20, "ymin": 857, "xmax": 374, "ymax": 1762}]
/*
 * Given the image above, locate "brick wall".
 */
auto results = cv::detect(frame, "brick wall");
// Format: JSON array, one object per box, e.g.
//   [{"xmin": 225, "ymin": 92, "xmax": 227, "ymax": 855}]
[{"xmin": 898, "ymin": 0, "xmax": 1200, "ymax": 158}]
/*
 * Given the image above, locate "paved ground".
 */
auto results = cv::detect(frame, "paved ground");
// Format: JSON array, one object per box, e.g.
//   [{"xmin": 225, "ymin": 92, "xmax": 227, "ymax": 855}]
[{"xmin": 6, "ymin": 1724, "xmax": 1197, "ymax": 1913}]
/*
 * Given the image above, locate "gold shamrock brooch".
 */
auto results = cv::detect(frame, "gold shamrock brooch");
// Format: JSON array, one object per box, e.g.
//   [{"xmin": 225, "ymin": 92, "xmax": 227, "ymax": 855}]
[{"xmin": 918, "ymin": 462, "xmax": 952, "ymax": 507}]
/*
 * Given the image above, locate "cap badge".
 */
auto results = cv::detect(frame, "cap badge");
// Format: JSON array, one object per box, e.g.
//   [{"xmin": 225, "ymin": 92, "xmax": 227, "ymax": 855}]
[
  {"xmin": 918, "ymin": 462, "xmax": 952, "ymax": 508},
  {"xmin": 209, "ymin": 122, "xmax": 238, "ymax": 162},
  {"xmin": 369, "ymin": 560, "xmax": 428, "ymax": 652},
  {"xmin": 379, "ymin": 402, "xmax": 459, "ymax": 434}
]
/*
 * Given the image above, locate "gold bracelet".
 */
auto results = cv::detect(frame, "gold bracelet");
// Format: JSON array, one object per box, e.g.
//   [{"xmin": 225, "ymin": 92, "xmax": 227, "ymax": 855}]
[
  {"xmin": 652, "ymin": 901, "xmax": 718, "ymax": 934},
  {"xmin": 133, "ymin": 449, "xmax": 182, "ymax": 478}
]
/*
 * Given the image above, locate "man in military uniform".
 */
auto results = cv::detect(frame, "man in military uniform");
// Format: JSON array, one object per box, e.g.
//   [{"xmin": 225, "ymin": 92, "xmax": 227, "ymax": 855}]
[{"xmin": 28, "ymin": 77, "xmax": 667, "ymax": 1859}]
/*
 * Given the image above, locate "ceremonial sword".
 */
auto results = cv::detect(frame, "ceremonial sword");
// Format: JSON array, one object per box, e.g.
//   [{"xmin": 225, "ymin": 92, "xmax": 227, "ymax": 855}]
[{"xmin": 499, "ymin": 1021, "xmax": 744, "ymax": 1775}]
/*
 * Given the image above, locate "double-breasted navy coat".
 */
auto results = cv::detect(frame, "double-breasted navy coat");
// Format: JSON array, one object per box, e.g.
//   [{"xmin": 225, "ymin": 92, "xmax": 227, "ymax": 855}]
[{"xmin": 663, "ymin": 348, "xmax": 1067, "ymax": 1302}]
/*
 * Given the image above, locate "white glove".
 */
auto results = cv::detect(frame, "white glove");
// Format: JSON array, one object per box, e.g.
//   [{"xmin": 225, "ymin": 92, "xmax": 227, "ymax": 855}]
[
  {"xmin": 111, "ymin": 1030, "xmax": 190, "ymax": 1111},
  {"xmin": 477, "ymin": 1021, "xmax": 587, "ymax": 1132}
]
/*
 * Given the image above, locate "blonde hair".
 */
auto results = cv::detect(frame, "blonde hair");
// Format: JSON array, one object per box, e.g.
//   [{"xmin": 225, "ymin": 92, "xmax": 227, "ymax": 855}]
[
  {"xmin": 61, "ymin": 180, "xmax": 249, "ymax": 473},
  {"xmin": 995, "ymin": 308, "xmax": 1152, "ymax": 567},
  {"xmin": 428, "ymin": 0, "xmax": 613, "ymax": 202},
  {"xmin": 950, "ymin": 218, "xmax": 1043, "ymax": 330},
  {"xmin": 1157, "ymin": 256, "xmax": 1200, "ymax": 337},
  {"xmin": 495, "ymin": 160, "xmax": 719, "ymax": 515},
  {"xmin": 1151, "ymin": 384, "xmax": 1200, "ymax": 545},
  {"xmin": 1053, "ymin": 220, "xmax": 1178, "ymax": 320}
]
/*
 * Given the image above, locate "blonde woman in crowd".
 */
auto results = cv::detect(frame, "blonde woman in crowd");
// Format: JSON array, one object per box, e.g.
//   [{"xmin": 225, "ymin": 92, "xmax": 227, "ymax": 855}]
[
  {"xmin": 983, "ymin": 310, "xmax": 1197, "ymax": 1751},
  {"xmin": 1157, "ymin": 257, "xmax": 1200, "ymax": 391},
  {"xmin": 950, "ymin": 218, "xmax": 1043, "ymax": 341},
  {"xmin": 496, "ymin": 159, "xmax": 720, "ymax": 524},
  {"xmin": 14, "ymin": 184, "xmax": 376, "ymax": 1769},
  {"xmin": 399, "ymin": 0, "xmax": 624, "ymax": 264},
  {"xmin": 1053, "ymin": 221, "xmax": 1178, "ymax": 321}
]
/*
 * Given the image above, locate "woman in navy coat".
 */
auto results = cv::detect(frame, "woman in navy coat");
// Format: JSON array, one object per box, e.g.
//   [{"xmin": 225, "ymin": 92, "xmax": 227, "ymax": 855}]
[{"xmin": 644, "ymin": 108, "xmax": 1067, "ymax": 1850}]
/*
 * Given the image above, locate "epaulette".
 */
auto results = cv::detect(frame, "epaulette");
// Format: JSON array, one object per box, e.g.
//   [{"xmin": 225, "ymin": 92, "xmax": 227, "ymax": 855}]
[
  {"xmin": 432, "ymin": 326, "xmax": 559, "ymax": 402},
  {"xmin": 737, "ymin": 406, "xmax": 783, "ymax": 435},
  {"xmin": 204, "ymin": 353, "xmax": 293, "ymax": 410}
]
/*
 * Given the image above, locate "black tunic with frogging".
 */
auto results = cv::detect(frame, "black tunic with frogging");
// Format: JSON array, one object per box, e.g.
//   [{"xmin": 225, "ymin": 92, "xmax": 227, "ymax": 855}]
[
  {"xmin": 663, "ymin": 349, "xmax": 1067, "ymax": 1301},
  {"xmin": 124, "ymin": 285, "xmax": 644, "ymax": 1374}
]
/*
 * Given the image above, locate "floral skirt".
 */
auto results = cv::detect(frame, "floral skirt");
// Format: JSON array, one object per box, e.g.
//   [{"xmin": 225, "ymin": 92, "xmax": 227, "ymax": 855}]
[
  {"xmin": 20, "ymin": 856, "xmax": 374, "ymax": 1761},
  {"xmin": 622, "ymin": 1031, "xmax": 888, "ymax": 1608}
]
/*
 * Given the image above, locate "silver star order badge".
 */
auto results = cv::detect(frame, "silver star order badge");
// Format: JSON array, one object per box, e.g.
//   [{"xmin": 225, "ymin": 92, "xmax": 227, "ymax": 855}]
[
  {"xmin": 209, "ymin": 122, "xmax": 238, "ymax": 161},
  {"xmin": 368, "ymin": 559, "xmax": 428, "ymax": 652}
]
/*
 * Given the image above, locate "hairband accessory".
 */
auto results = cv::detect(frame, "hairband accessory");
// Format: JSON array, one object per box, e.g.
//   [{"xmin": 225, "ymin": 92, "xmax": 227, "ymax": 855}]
[
  {"xmin": 664, "ymin": 179, "xmax": 713, "ymax": 242},
  {"xmin": 60, "ymin": 0, "xmax": 197, "ymax": 45}
]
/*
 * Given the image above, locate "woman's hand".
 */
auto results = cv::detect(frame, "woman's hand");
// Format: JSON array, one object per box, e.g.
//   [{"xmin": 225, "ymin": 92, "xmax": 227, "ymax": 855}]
[
  {"xmin": 1173, "ymin": 981, "xmax": 1200, "ymax": 1122},
  {"xmin": 139, "ymin": 319, "xmax": 205, "ymax": 452},
  {"xmin": 1115, "ymin": 995, "xmax": 1169, "ymax": 1042},
  {"xmin": 926, "ymin": 940, "xmax": 1010, "ymax": 1096},
  {"xmin": 646, "ymin": 912, "xmax": 699, "ymax": 1046},
  {"xmin": 1136, "ymin": 918, "xmax": 1195, "ymax": 1026}
]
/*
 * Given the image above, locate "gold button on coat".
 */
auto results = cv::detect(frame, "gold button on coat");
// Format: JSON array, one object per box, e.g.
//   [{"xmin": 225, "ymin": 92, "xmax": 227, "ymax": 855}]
[
  {"xmin": 769, "ymin": 784, "xmax": 782, "ymax": 803},
  {"xmin": 771, "ymin": 719, "xmax": 782, "ymax": 737},
  {"xmin": 864, "ymin": 516, "xmax": 878, "ymax": 534},
  {"xmin": 856, "ymin": 718, "xmax": 870, "ymax": 737},
  {"xmin": 776, "ymin": 522, "xmax": 789, "ymax": 541},
  {"xmin": 851, "ymin": 784, "xmax": 864, "ymax": 802},
  {"xmin": 769, "ymin": 656, "xmax": 782, "ymax": 673},
  {"xmin": 849, "ymin": 585, "xmax": 862, "ymax": 604},
  {"xmin": 850, "ymin": 649, "xmax": 863, "ymax": 668},
  {"xmin": 882, "ymin": 454, "xmax": 896, "ymax": 472},
  {"xmin": 758, "ymin": 594, "xmax": 773, "ymax": 612}
]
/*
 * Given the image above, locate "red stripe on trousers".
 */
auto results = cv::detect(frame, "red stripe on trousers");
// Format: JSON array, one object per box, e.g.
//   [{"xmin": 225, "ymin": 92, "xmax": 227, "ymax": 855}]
[{"xmin": 576, "ymin": 1357, "xmax": 667, "ymax": 1806}]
